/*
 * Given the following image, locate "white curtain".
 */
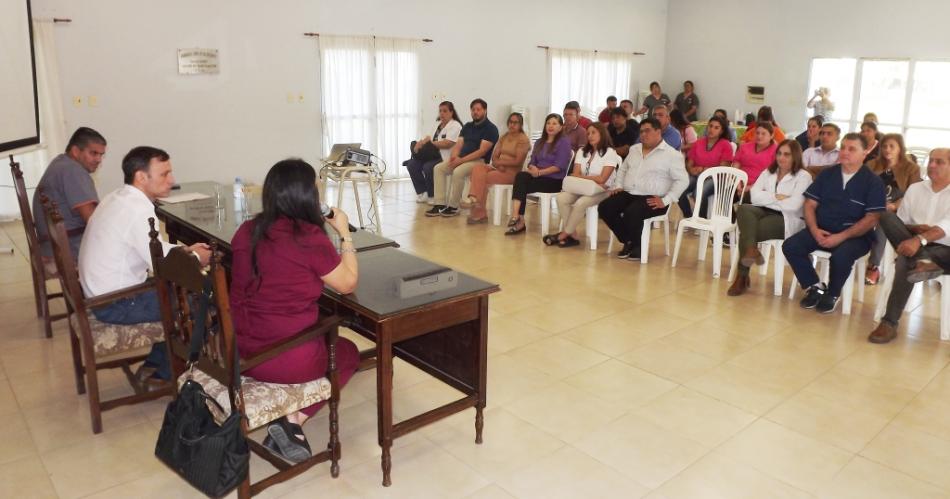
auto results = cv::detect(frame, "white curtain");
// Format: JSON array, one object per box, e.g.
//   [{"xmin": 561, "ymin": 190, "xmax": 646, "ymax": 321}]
[
  {"xmin": 548, "ymin": 48, "xmax": 633, "ymax": 120},
  {"xmin": 1, "ymin": 20, "xmax": 66, "ymax": 220},
  {"xmin": 318, "ymin": 35, "xmax": 420, "ymax": 178}
]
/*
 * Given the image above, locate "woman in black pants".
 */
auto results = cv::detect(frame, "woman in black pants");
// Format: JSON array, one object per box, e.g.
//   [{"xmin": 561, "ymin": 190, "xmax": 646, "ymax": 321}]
[{"xmin": 506, "ymin": 113, "xmax": 573, "ymax": 235}]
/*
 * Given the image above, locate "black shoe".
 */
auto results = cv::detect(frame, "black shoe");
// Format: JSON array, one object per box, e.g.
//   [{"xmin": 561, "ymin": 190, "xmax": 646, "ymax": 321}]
[
  {"xmin": 265, "ymin": 417, "xmax": 312, "ymax": 464},
  {"xmin": 799, "ymin": 285, "xmax": 824, "ymax": 309},
  {"xmin": 440, "ymin": 207, "xmax": 460, "ymax": 217},
  {"xmin": 816, "ymin": 293, "xmax": 840, "ymax": 314},
  {"xmin": 425, "ymin": 205, "xmax": 445, "ymax": 217},
  {"xmin": 617, "ymin": 242, "xmax": 634, "ymax": 259}
]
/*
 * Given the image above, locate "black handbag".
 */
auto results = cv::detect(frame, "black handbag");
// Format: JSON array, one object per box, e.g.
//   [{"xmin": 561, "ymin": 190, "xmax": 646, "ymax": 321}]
[
  {"xmin": 155, "ymin": 282, "xmax": 249, "ymax": 498},
  {"xmin": 410, "ymin": 140, "xmax": 442, "ymax": 163}
]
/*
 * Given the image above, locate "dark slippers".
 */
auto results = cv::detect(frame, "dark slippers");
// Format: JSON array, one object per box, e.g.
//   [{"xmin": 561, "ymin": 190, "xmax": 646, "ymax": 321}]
[{"xmin": 265, "ymin": 416, "xmax": 312, "ymax": 464}]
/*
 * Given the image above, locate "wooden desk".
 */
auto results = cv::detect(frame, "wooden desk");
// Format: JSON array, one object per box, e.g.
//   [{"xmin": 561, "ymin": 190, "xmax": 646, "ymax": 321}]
[{"xmin": 156, "ymin": 187, "xmax": 499, "ymax": 486}]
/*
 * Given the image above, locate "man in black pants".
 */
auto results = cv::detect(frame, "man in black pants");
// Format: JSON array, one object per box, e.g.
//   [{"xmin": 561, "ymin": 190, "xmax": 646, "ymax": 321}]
[
  {"xmin": 598, "ymin": 118, "xmax": 689, "ymax": 260},
  {"xmin": 868, "ymin": 148, "xmax": 950, "ymax": 343}
]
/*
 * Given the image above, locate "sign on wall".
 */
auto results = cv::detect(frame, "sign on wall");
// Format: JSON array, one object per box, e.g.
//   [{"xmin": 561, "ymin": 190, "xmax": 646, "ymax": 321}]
[{"xmin": 177, "ymin": 48, "xmax": 219, "ymax": 75}]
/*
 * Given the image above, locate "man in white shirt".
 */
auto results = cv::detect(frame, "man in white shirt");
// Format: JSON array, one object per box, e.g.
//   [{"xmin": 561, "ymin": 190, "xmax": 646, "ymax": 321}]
[
  {"xmin": 803, "ymin": 123, "xmax": 840, "ymax": 175},
  {"xmin": 79, "ymin": 146, "xmax": 210, "ymax": 379},
  {"xmin": 868, "ymin": 148, "xmax": 950, "ymax": 344},
  {"xmin": 598, "ymin": 117, "xmax": 688, "ymax": 260}
]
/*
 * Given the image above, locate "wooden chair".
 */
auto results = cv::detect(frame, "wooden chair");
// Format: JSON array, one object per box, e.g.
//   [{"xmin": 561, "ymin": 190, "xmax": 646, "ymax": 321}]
[
  {"xmin": 9, "ymin": 158, "xmax": 66, "ymax": 338},
  {"xmin": 40, "ymin": 196, "xmax": 172, "ymax": 433},
  {"xmin": 147, "ymin": 218, "xmax": 342, "ymax": 498}
]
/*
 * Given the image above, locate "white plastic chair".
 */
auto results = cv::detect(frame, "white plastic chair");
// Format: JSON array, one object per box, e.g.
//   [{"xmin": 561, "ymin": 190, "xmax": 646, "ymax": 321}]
[
  {"xmin": 789, "ymin": 251, "xmax": 868, "ymax": 315},
  {"xmin": 756, "ymin": 239, "xmax": 787, "ymax": 296},
  {"xmin": 672, "ymin": 167, "xmax": 747, "ymax": 278},
  {"xmin": 320, "ymin": 165, "xmax": 382, "ymax": 233},
  {"xmin": 873, "ymin": 243, "xmax": 950, "ymax": 340},
  {"xmin": 527, "ymin": 192, "xmax": 559, "ymax": 234},
  {"xmin": 605, "ymin": 206, "xmax": 671, "ymax": 263},
  {"xmin": 490, "ymin": 148, "xmax": 532, "ymax": 225}
]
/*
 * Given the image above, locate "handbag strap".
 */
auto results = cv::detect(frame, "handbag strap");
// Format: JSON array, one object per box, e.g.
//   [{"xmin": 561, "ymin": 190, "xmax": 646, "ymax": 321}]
[{"xmin": 187, "ymin": 279, "xmax": 243, "ymax": 395}]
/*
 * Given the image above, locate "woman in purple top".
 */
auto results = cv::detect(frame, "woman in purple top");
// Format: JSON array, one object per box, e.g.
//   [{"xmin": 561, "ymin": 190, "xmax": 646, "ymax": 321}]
[{"xmin": 505, "ymin": 113, "xmax": 573, "ymax": 235}]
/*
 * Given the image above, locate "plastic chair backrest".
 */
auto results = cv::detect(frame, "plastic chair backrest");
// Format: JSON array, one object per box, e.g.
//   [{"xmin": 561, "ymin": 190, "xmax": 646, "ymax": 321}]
[{"xmin": 695, "ymin": 166, "xmax": 748, "ymax": 222}]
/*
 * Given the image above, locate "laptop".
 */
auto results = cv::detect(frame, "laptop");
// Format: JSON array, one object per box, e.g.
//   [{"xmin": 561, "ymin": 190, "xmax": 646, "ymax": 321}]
[{"xmin": 326, "ymin": 143, "xmax": 362, "ymax": 162}]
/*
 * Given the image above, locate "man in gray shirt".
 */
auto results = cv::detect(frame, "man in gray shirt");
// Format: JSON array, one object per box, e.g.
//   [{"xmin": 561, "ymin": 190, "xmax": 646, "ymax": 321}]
[{"xmin": 32, "ymin": 127, "xmax": 106, "ymax": 261}]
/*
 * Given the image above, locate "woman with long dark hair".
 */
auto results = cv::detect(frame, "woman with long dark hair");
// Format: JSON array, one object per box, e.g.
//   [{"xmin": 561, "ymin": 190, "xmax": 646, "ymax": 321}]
[
  {"xmin": 739, "ymin": 105, "xmax": 786, "ymax": 144},
  {"xmin": 405, "ymin": 101, "xmax": 463, "ymax": 203},
  {"xmin": 505, "ymin": 113, "xmax": 573, "ymax": 235},
  {"xmin": 229, "ymin": 159, "xmax": 360, "ymax": 464},
  {"xmin": 679, "ymin": 115, "xmax": 735, "ymax": 218},
  {"xmin": 728, "ymin": 140, "xmax": 812, "ymax": 296},
  {"xmin": 670, "ymin": 109, "xmax": 698, "ymax": 155}
]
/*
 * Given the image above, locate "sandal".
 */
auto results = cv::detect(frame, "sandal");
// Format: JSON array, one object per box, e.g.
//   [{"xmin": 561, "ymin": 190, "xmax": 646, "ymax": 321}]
[
  {"xmin": 542, "ymin": 234, "xmax": 560, "ymax": 246},
  {"xmin": 265, "ymin": 416, "xmax": 312, "ymax": 464},
  {"xmin": 558, "ymin": 236, "xmax": 580, "ymax": 248},
  {"xmin": 505, "ymin": 224, "xmax": 526, "ymax": 236},
  {"xmin": 466, "ymin": 216, "xmax": 488, "ymax": 225},
  {"xmin": 506, "ymin": 218, "xmax": 519, "ymax": 228}
]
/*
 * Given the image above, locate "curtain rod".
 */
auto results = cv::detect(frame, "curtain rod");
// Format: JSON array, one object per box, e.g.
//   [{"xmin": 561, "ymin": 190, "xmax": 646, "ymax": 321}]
[
  {"xmin": 304, "ymin": 33, "xmax": 432, "ymax": 42},
  {"xmin": 537, "ymin": 45, "xmax": 645, "ymax": 56}
]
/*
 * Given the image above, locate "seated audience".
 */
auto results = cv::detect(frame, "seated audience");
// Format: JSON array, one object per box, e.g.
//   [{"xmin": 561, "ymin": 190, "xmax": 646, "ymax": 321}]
[
  {"xmin": 638, "ymin": 81, "xmax": 671, "ymax": 116},
  {"xmin": 795, "ymin": 116, "xmax": 823, "ymax": 151},
  {"xmin": 864, "ymin": 112, "xmax": 885, "ymax": 143},
  {"xmin": 505, "ymin": 113, "xmax": 572, "ymax": 235},
  {"xmin": 79, "ymin": 146, "xmax": 211, "ymax": 382},
  {"xmin": 782, "ymin": 133, "xmax": 886, "ymax": 314},
  {"xmin": 32, "ymin": 127, "xmax": 106, "ymax": 268},
  {"xmin": 599, "ymin": 118, "xmax": 688, "ymax": 260},
  {"xmin": 678, "ymin": 115, "xmax": 735, "ymax": 218},
  {"xmin": 864, "ymin": 133, "xmax": 923, "ymax": 284},
  {"xmin": 406, "ymin": 101, "xmax": 462, "ymax": 204},
  {"xmin": 598, "ymin": 95, "xmax": 618, "ymax": 123},
  {"xmin": 732, "ymin": 121, "xmax": 777, "ymax": 190},
  {"xmin": 576, "ymin": 102, "xmax": 593, "ymax": 129},
  {"xmin": 861, "ymin": 121, "xmax": 881, "ymax": 162},
  {"xmin": 428, "ymin": 98, "xmax": 499, "ymax": 218},
  {"xmin": 728, "ymin": 140, "xmax": 812, "ymax": 296},
  {"xmin": 867, "ymin": 148, "xmax": 950, "ymax": 343},
  {"xmin": 547, "ymin": 123, "xmax": 620, "ymax": 247},
  {"xmin": 740, "ymin": 106, "xmax": 786, "ymax": 144},
  {"xmin": 608, "ymin": 107, "xmax": 639, "ymax": 158},
  {"xmin": 466, "ymin": 113, "xmax": 531, "ymax": 224},
  {"xmin": 562, "ymin": 101, "xmax": 589, "ymax": 150},
  {"xmin": 802, "ymin": 123, "xmax": 841, "ymax": 175},
  {"xmin": 638, "ymin": 104, "xmax": 682, "ymax": 151},
  {"xmin": 670, "ymin": 109, "xmax": 697, "ymax": 155},
  {"xmin": 230, "ymin": 159, "xmax": 360, "ymax": 463},
  {"xmin": 674, "ymin": 80, "xmax": 700, "ymax": 122},
  {"xmin": 806, "ymin": 87, "xmax": 834, "ymax": 121},
  {"xmin": 712, "ymin": 109, "xmax": 739, "ymax": 142},
  {"xmin": 620, "ymin": 99, "xmax": 636, "ymax": 118}
]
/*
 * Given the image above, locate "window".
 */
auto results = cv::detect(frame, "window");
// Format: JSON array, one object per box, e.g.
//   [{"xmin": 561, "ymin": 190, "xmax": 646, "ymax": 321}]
[
  {"xmin": 807, "ymin": 58, "xmax": 950, "ymax": 150},
  {"xmin": 318, "ymin": 36, "xmax": 419, "ymax": 178},
  {"xmin": 548, "ymin": 49, "xmax": 632, "ymax": 125}
]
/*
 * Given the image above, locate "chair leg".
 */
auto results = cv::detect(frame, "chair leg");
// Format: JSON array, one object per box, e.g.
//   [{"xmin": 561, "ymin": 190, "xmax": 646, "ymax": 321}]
[
  {"xmin": 640, "ymin": 219, "xmax": 651, "ymax": 264},
  {"xmin": 663, "ymin": 220, "xmax": 671, "ymax": 255},
  {"xmin": 31, "ymin": 266, "xmax": 43, "ymax": 318},
  {"xmin": 789, "ymin": 274, "xmax": 799, "ymax": 299},
  {"xmin": 727, "ymin": 229, "xmax": 739, "ymax": 282},
  {"xmin": 712, "ymin": 230, "xmax": 724, "ymax": 279},
  {"xmin": 86, "ymin": 363, "xmax": 103, "ymax": 434},
  {"xmin": 69, "ymin": 328, "xmax": 86, "ymax": 395},
  {"xmin": 40, "ymin": 284, "xmax": 53, "ymax": 338},
  {"xmin": 940, "ymin": 276, "xmax": 950, "ymax": 341},
  {"xmin": 856, "ymin": 257, "xmax": 867, "ymax": 303},
  {"xmin": 351, "ymin": 177, "xmax": 366, "ymax": 229},
  {"xmin": 773, "ymin": 247, "xmax": 785, "ymax": 297},
  {"xmin": 586, "ymin": 207, "xmax": 598, "ymax": 251},
  {"xmin": 540, "ymin": 199, "xmax": 551, "ymax": 235},
  {"xmin": 698, "ymin": 230, "xmax": 709, "ymax": 261},
  {"xmin": 671, "ymin": 223, "xmax": 686, "ymax": 267},
  {"xmin": 842, "ymin": 264, "xmax": 856, "ymax": 315},
  {"xmin": 368, "ymin": 175, "xmax": 382, "ymax": 234},
  {"xmin": 607, "ymin": 232, "xmax": 615, "ymax": 254},
  {"xmin": 492, "ymin": 188, "xmax": 503, "ymax": 226},
  {"xmin": 759, "ymin": 242, "xmax": 772, "ymax": 276}
]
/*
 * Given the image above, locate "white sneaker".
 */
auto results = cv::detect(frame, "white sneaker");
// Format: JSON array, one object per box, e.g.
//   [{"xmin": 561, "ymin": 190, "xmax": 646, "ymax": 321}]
[
  {"xmin": 416, "ymin": 193, "xmax": 427, "ymax": 203},
  {"xmin": 426, "ymin": 197, "xmax": 436, "ymax": 205}
]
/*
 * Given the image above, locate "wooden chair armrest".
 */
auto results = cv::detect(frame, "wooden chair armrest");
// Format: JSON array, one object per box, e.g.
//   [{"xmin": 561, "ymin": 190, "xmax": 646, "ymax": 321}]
[
  {"xmin": 240, "ymin": 315, "xmax": 342, "ymax": 372},
  {"xmin": 85, "ymin": 279, "xmax": 157, "ymax": 309}
]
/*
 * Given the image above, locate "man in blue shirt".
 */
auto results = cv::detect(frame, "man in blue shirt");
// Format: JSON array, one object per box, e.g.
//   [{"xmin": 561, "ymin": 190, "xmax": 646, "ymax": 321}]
[
  {"xmin": 783, "ymin": 133, "xmax": 886, "ymax": 313},
  {"xmin": 636, "ymin": 104, "xmax": 682, "ymax": 151},
  {"xmin": 428, "ymin": 98, "xmax": 499, "ymax": 217}
]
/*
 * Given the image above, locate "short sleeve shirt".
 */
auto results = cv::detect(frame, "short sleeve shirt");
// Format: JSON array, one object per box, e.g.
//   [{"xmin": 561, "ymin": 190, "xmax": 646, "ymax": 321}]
[
  {"xmin": 229, "ymin": 218, "xmax": 341, "ymax": 356},
  {"xmin": 575, "ymin": 147, "xmax": 622, "ymax": 186},
  {"xmin": 433, "ymin": 120, "xmax": 463, "ymax": 161},
  {"xmin": 32, "ymin": 154, "xmax": 98, "ymax": 258},
  {"xmin": 734, "ymin": 142, "xmax": 777, "ymax": 185},
  {"xmin": 643, "ymin": 94, "xmax": 672, "ymax": 115},
  {"xmin": 608, "ymin": 123, "xmax": 640, "ymax": 156},
  {"xmin": 459, "ymin": 119, "xmax": 500, "ymax": 162},
  {"xmin": 674, "ymin": 92, "xmax": 700, "ymax": 121},
  {"xmin": 804, "ymin": 164, "xmax": 886, "ymax": 240},
  {"xmin": 688, "ymin": 137, "xmax": 734, "ymax": 169}
]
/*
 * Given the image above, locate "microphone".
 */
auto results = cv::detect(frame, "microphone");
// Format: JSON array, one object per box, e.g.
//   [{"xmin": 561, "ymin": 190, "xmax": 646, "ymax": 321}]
[{"xmin": 321, "ymin": 203, "xmax": 357, "ymax": 232}]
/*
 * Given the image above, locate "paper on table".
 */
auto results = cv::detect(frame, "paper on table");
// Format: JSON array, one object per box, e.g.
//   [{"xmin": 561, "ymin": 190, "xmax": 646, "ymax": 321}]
[{"xmin": 158, "ymin": 192, "xmax": 211, "ymax": 204}]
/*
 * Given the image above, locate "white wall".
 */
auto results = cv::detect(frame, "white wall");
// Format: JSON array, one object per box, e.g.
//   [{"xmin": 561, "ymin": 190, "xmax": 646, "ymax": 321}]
[
  {"xmin": 31, "ymin": 0, "xmax": 668, "ymax": 195},
  {"xmin": 663, "ymin": 0, "xmax": 950, "ymax": 134}
]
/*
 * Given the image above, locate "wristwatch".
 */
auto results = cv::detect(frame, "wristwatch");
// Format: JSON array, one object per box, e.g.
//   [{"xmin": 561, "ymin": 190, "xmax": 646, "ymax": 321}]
[{"xmin": 918, "ymin": 235, "xmax": 929, "ymax": 246}]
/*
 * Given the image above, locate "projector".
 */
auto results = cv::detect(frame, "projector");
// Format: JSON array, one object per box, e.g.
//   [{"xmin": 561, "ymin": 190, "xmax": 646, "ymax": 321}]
[{"xmin": 344, "ymin": 147, "xmax": 372, "ymax": 166}]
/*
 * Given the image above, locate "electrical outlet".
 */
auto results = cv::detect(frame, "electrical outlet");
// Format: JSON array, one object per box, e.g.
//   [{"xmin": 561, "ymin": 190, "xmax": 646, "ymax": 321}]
[
  {"xmin": 72, "ymin": 96, "xmax": 83, "ymax": 107},
  {"xmin": 88, "ymin": 96, "xmax": 98, "ymax": 107}
]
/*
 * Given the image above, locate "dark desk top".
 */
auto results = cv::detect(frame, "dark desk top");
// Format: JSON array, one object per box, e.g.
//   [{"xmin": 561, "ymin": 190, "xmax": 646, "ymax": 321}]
[
  {"xmin": 323, "ymin": 247, "xmax": 499, "ymax": 319},
  {"xmin": 156, "ymin": 181, "xmax": 397, "ymax": 252}
]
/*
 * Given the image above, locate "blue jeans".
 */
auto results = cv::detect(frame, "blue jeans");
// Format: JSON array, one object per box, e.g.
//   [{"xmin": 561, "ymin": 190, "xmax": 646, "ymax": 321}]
[
  {"xmin": 405, "ymin": 158, "xmax": 440, "ymax": 197},
  {"xmin": 92, "ymin": 289, "xmax": 169, "ymax": 380},
  {"xmin": 782, "ymin": 229, "xmax": 872, "ymax": 297},
  {"xmin": 677, "ymin": 176, "xmax": 714, "ymax": 219}
]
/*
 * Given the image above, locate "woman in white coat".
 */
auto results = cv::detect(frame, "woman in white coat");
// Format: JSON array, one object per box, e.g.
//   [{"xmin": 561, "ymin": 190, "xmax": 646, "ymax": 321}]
[{"xmin": 728, "ymin": 139, "xmax": 812, "ymax": 296}]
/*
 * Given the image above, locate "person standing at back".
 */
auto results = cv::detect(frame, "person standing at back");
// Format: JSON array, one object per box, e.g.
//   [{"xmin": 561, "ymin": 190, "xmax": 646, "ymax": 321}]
[
  {"xmin": 598, "ymin": 96, "xmax": 618, "ymax": 123},
  {"xmin": 638, "ymin": 81, "xmax": 671, "ymax": 117},
  {"xmin": 674, "ymin": 80, "xmax": 700, "ymax": 122}
]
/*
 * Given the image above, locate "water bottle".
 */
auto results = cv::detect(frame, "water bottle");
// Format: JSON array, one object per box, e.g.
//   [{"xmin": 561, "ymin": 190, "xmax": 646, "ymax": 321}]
[{"xmin": 233, "ymin": 177, "xmax": 245, "ymax": 213}]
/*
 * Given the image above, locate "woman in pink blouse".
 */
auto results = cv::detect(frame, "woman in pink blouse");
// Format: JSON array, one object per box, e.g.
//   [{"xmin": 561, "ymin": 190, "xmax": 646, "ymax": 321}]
[
  {"xmin": 678, "ymin": 115, "xmax": 734, "ymax": 218},
  {"xmin": 230, "ymin": 159, "xmax": 361, "ymax": 464},
  {"xmin": 732, "ymin": 121, "xmax": 778, "ymax": 197}
]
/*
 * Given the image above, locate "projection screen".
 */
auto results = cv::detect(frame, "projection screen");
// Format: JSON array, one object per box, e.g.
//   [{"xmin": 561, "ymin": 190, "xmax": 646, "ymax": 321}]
[{"xmin": 0, "ymin": 0, "xmax": 40, "ymax": 153}]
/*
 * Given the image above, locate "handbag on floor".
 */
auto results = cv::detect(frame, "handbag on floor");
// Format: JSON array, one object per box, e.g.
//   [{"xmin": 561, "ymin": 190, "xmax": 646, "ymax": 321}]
[
  {"xmin": 561, "ymin": 176, "xmax": 605, "ymax": 196},
  {"xmin": 155, "ymin": 281, "xmax": 249, "ymax": 498}
]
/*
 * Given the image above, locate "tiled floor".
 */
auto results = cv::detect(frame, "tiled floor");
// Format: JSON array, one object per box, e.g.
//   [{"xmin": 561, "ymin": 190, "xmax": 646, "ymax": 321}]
[{"xmin": 1, "ymin": 179, "xmax": 949, "ymax": 498}]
